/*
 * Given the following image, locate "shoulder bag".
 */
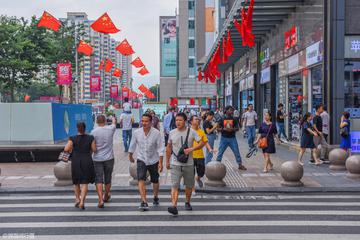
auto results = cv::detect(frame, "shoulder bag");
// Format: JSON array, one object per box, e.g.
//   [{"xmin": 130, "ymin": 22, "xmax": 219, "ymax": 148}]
[{"xmin": 258, "ymin": 124, "xmax": 272, "ymax": 149}]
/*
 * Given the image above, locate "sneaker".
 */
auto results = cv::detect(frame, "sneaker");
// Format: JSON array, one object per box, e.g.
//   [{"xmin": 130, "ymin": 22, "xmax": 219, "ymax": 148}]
[
  {"xmin": 196, "ymin": 178, "xmax": 204, "ymax": 188},
  {"xmin": 139, "ymin": 202, "xmax": 149, "ymax": 212},
  {"xmin": 153, "ymin": 197, "xmax": 160, "ymax": 206},
  {"xmin": 309, "ymin": 160, "xmax": 315, "ymax": 165},
  {"xmin": 168, "ymin": 206, "xmax": 178, "ymax": 216},
  {"xmin": 323, "ymin": 159, "xmax": 330, "ymax": 164},
  {"xmin": 185, "ymin": 202, "xmax": 193, "ymax": 211},
  {"xmin": 238, "ymin": 164, "xmax": 247, "ymax": 170}
]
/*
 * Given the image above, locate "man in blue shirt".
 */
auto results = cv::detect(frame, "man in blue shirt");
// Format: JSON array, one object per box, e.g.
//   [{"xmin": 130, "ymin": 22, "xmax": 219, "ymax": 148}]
[{"xmin": 163, "ymin": 107, "xmax": 175, "ymax": 146}]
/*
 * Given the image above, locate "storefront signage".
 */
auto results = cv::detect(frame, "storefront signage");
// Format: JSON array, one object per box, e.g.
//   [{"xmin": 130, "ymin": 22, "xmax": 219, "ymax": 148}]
[
  {"xmin": 351, "ymin": 131, "xmax": 360, "ymax": 153},
  {"xmin": 239, "ymin": 75, "xmax": 254, "ymax": 92},
  {"xmin": 260, "ymin": 67, "xmax": 270, "ymax": 84},
  {"xmin": 345, "ymin": 36, "xmax": 360, "ymax": 59},
  {"xmin": 225, "ymin": 71, "xmax": 232, "ymax": 96},
  {"xmin": 285, "ymin": 26, "xmax": 298, "ymax": 50},
  {"xmin": 260, "ymin": 48, "xmax": 270, "ymax": 64},
  {"xmin": 287, "ymin": 53, "xmax": 299, "ymax": 74},
  {"xmin": 306, "ymin": 41, "xmax": 322, "ymax": 67}
]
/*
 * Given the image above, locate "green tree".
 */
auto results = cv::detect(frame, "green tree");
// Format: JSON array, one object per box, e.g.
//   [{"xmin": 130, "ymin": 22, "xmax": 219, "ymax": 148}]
[{"xmin": 148, "ymin": 84, "xmax": 160, "ymax": 102}]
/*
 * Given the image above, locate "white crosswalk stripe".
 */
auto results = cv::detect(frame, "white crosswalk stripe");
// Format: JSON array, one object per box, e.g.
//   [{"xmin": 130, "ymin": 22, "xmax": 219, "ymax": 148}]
[{"xmin": 0, "ymin": 191, "xmax": 360, "ymax": 239}]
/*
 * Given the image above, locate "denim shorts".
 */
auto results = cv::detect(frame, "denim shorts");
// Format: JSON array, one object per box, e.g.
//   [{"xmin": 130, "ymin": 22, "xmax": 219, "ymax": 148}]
[{"xmin": 93, "ymin": 159, "xmax": 114, "ymax": 184}]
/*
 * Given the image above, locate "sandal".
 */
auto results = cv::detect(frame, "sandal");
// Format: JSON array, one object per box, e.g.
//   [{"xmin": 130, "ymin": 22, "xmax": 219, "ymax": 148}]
[
  {"xmin": 79, "ymin": 203, "xmax": 85, "ymax": 210},
  {"xmin": 104, "ymin": 193, "xmax": 111, "ymax": 203},
  {"xmin": 262, "ymin": 169, "xmax": 269, "ymax": 173},
  {"xmin": 74, "ymin": 202, "xmax": 80, "ymax": 208},
  {"xmin": 315, "ymin": 160, "xmax": 323, "ymax": 166},
  {"xmin": 269, "ymin": 162, "xmax": 274, "ymax": 170},
  {"xmin": 98, "ymin": 202, "xmax": 105, "ymax": 208}
]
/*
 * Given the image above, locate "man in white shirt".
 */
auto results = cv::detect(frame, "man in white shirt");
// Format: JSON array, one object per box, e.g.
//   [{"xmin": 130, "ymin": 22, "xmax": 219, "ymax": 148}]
[
  {"xmin": 129, "ymin": 113, "xmax": 164, "ymax": 211},
  {"xmin": 242, "ymin": 104, "xmax": 258, "ymax": 150},
  {"xmin": 123, "ymin": 97, "xmax": 132, "ymax": 113},
  {"xmin": 91, "ymin": 115, "xmax": 117, "ymax": 208},
  {"xmin": 320, "ymin": 107, "xmax": 330, "ymax": 142},
  {"xmin": 120, "ymin": 111, "xmax": 134, "ymax": 152}
]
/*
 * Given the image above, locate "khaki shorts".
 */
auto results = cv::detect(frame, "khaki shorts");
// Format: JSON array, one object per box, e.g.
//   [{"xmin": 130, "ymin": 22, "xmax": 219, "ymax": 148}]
[{"xmin": 170, "ymin": 165, "xmax": 195, "ymax": 189}]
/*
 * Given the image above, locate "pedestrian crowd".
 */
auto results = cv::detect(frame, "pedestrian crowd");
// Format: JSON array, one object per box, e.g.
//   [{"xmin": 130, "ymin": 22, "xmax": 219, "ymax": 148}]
[{"xmin": 61, "ymin": 101, "xmax": 351, "ymax": 215}]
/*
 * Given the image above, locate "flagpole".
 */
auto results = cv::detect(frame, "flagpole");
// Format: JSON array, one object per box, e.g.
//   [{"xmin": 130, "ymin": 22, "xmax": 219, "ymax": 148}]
[{"xmin": 74, "ymin": 25, "xmax": 79, "ymax": 104}]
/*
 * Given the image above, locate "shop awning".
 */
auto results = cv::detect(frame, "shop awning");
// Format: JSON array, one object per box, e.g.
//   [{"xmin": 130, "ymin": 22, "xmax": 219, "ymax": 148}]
[{"xmin": 202, "ymin": 0, "xmax": 304, "ymax": 72}]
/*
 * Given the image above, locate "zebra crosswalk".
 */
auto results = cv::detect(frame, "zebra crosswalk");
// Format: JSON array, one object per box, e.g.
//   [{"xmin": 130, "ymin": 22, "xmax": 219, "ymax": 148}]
[{"xmin": 0, "ymin": 191, "xmax": 360, "ymax": 239}]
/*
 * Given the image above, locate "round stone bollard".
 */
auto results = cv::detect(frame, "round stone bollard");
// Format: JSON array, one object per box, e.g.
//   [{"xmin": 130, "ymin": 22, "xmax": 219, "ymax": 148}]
[
  {"xmin": 323, "ymin": 145, "xmax": 340, "ymax": 161},
  {"xmin": 280, "ymin": 161, "xmax": 304, "ymax": 187},
  {"xmin": 329, "ymin": 148, "xmax": 349, "ymax": 171},
  {"xmin": 346, "ymin": 155, "xmax": 360, "ymax": 178},
  {"xmin": 54, "ymin": 161, "xmax": 72, "ymax": 186},
  {"xmin": 205, "ymin": 161, "xmax": 227, "ymax": 187},
  {"xmin": 129, "ymin": 162, "xmax": 150, "ymax": 186}
]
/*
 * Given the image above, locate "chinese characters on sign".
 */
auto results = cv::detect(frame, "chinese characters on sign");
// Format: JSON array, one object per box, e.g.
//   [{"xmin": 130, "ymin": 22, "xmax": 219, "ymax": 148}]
[
  {"xmin": 285, "ymin": 26, "xmax": 298, "ymax": 50},
  {"xmin": 56, "ymin": 63, "xmax": 72, "ymax": 85},
  {"xmin": 351, "ymin": 40, "xmax": 360, "ymax": 53}
]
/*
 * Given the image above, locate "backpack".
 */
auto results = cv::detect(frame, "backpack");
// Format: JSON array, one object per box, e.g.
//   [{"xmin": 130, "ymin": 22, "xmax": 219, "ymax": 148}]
[{"xmin": 172, "ymin": 128, "xmax": 191, "ymax": 163}]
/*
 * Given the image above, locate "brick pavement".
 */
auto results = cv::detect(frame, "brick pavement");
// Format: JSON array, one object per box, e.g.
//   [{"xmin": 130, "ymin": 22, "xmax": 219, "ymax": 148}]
[{"xmin": 1, "ymin": 129, "xmax": 360, "ymax": 190}]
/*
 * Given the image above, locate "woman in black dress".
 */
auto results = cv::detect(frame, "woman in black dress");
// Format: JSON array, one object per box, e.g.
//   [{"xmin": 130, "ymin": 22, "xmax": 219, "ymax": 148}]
[
  {"xmin": 298, "ymin": 112, "xmax": 323, "ymax": 166},
  {"xmin": 254, "ymin": 112, "xmax": 278, "ymax": 173},
  {"xmin": 64, "ymin": 122, "xmax": 96, "ymax": 209}
]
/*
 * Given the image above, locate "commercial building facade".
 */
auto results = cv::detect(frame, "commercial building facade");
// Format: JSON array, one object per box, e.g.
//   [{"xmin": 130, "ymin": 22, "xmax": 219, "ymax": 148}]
[{"xmin": 203, "ymin": 0, "xmax": 360, "ymax": 145}]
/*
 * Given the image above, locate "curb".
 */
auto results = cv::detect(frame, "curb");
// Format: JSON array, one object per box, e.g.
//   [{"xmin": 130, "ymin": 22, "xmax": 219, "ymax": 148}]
[{"xmin": 1, "ymin": 185, "xmax": 360, "ymax": 194}]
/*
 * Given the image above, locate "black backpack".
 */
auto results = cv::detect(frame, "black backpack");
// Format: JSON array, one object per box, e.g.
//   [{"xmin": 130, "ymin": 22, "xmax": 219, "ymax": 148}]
[{"xmin": 172, "ymin": 128, "xmax": 191, "ymax": 163}]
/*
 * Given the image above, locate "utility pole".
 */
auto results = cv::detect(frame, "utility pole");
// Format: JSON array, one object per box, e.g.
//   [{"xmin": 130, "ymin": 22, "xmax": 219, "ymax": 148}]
[{"xmin": 74, "ymin": 25, "xmax": 79, "ymax": 104}]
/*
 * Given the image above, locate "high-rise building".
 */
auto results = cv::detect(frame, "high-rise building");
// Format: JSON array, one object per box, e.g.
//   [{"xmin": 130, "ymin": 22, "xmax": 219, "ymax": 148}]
[
  {"xmin": 177, "ymin": 0, "xmax": 216, "ymax": 104},
  {"xmin": 63, "ymin": 12, "xmax": 132, "ymax": 104},
  {"xmin": 159, "ymin": 16, "xmax": 177, "ymax": 103}
]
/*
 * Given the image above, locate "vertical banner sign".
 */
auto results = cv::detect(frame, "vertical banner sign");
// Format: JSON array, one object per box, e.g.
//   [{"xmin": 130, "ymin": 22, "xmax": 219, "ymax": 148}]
[
  {"xmin": 56, "ymin": 63, "xmax": 72, "ymax": 85},
  {"xmin": 110, "ymin": 85, "xmax": 118, "ymax": 98},
  {"xmin": 90, "ymin": 76, "xmax": 101, "ymax": 92},
  {"xmin": 284, "ymin": 26, "xmax": 298, "ymax": 50},
  {"xmin": 160, "ymin": 17, "xmax": 177, "ymax": 77},
  {"xmin": 122, "ymin": 87, "xmax": 129, "ymax": 99}
]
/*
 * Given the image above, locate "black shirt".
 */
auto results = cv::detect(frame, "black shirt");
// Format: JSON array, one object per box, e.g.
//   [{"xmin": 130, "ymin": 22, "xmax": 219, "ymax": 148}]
[
  {"xmin": 313, "ymin": 115, "xmax": 323, "ymax": 132},
  {"xmin": 219, "ymin": 116, "xmax": 239, "ymax": 138},
  {"xmin": 277, "ymin": 110, "xmax": 284, "ymax": 123},
  {"xmin": 203, "ymin": 120, "xmax": 214, "ymax": 135}
]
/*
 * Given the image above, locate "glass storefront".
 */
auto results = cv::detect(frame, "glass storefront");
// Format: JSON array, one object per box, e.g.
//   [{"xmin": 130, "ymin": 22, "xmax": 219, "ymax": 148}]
[
  {"xmin": 345, "ymin": 61, "xmax": 360, "ymax": 119},
  {"xmin": 310, "ymin": 65, "xmax": 323, "ymax": 114}
]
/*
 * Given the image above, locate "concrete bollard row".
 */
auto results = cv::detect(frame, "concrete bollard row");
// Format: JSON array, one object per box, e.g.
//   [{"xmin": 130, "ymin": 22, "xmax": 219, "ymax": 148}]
[
  {"xmin": 53, "ymin": 161, "xmax": 72, "ymax": 186},
  {"xmin": 129, "ymin": 162, "xmax": 150, "ymax": 186},
  {"xmin": 280, "ymin": 161, "xmax": 304, "ymax": 187},
  {"xmin": 205, "ymin": 161, "xmax": 227, "ymax": 187},
  {"xmin": 329, "ymin": 148, "xmax": 349, "ymax": 171},
  {"xmin": 346, "ymin": 155, "xmax": 360, "ymax": 178}
]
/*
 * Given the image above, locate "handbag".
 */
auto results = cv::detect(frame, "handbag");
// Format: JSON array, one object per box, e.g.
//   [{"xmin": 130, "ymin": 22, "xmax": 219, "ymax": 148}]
[
  {"xmin": 258, "ymin": 124, "xmax": 272, "ymax": 149},
  {"xmin": 340, "ymin": 126, "xmax": 349, "ymax": 138},
  {"xmin": 58, "ymin": 151, "xmax": 71, "ymax": 162},
  {"xmin": 172, "ymin": 128, "xmax": 191, "ymax": 163}
]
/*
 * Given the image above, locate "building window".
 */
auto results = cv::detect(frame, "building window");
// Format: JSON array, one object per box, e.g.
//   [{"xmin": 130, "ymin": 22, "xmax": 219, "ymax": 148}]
[
  {"xmin": 188, "ymin": 20, "xmax": 195, "ymax": 29},
  {"xmin": 188, "ymin": 1, "xmax": 195, "ymax": 10},
  {"xmin": 189, "ymin": 59, "xmax": 194, "ymax": 68},
  {"xmin": 188, "ymin": 39, "xmax": 195, "ymax": 49}
]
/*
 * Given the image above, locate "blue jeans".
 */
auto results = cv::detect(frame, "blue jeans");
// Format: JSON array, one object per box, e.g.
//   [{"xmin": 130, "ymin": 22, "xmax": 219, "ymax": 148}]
[
  {"xmin": 216, "ymin": 136, "xmax": 242, "ymax": 165},
  {"xmin": 277, "ymin": 122, "xmax": 287, "ymax": 140},
  {"xmin": 246, "ymin": 125, "xmax": 256, "ymax": 149},
  {"xmin": 205, "ymin": 134, "xmax": 216, "ymax": 164},
  {"xmin": 122, "ymin": 129, "xmax": 132, "ymax": 152}
]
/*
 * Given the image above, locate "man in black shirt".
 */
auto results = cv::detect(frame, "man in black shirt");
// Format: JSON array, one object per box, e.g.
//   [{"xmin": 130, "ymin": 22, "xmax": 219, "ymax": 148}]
[
  {"xmin": 216, "ymin": 106, "xmax": 247, "ymax": 170},
  {"xmin": 276, "ymin": 103, "xmax": 288, "ymax": 142},
  {"xmin": 203, "ymin": 111, "xmax": 218, "ymax": 164},
  {"xmin": 312, "ymin": 104, "xmax": 328, "ymax": 163}
]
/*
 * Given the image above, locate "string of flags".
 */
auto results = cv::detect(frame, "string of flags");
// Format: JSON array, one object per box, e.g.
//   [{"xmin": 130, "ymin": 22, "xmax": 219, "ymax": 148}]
[{"xmin": 199, "ymin": 0, "xmax": 255, "ymax": 84}]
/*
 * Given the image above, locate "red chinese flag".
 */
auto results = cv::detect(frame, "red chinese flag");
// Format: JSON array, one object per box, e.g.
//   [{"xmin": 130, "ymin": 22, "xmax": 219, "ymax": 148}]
[
  {"xmin": 138, "ymin": 66, "xmax": 149, "ymax": 76},
  {"xmin": 189, "ymin": 98, "xmax": 195, "ymax": 105},
  {"xmin": 210, "ymin": 46, "xmax": 221, "ymax": 78},
  {"xmin": 225, "ymin": 31, "xmax": 234, "ymax": 58},
  {"xmin": 99, "ymin": 60, "xmax": 105, "ymax": 70},
  {"xmin": 138, "ymin": 84, "xmax": 149, "ymax": 93},
  {"xmin": 91, "ymin": 13, "xmax": 120, "ymax": 34},
  {"xmin": 105, "ymin": 59, "xmax": 114, "ymax": 72},
  {"xmin": 113, "ymin": 68, "xmax": 122, "ymax": 77},
  {"xmin": 145, "ymin": 90, "xmax": 156, "ymax": 99},
  {"xmin": 37, "ymin": 11, "xmax": 61, "ymax": 32},
  {"xmin": 110, "ymin": 85, "xmax": 119, "ymax": 98},
  {"xmin": 116, "ymin": 39, "xmax": 135, "ymax": 56},
  {"xmin": 222, "ymin": 39, "xmax": 228, "ymax": 64},
  {"xmin": 131, "ymin": 57, "xmax": 144, "ymax": 68},
  {"xmin": 77, "ymin": 40, "xmax": 93, "ymax": 56},
  {"xmin": 198, "ymin": 71, "xmax": 203, "ymax": 81}
]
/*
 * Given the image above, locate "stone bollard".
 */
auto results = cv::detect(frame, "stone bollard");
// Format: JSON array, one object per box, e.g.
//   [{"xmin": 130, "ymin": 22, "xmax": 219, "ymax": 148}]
[
  {"xmin": 54, "ymin": 161, "xmax": 72, "ymax": 186},
  {"xmin": 329, "ymin": 148, "xmax": 349, "ymax": 171},
  {"xmin": 129, "ymin": 162, "xmax": 150, "ymax": 186},
  {"xmin": 346, "ymin": 155, "xmax": 360, "ymax": 178},
  {"xmin": 323, "ymin": 145, "xmax": 340, "ymax": 161},
  {"xmin": 281, "ymin": 161, "xmax": 304, "ymax": 187},
  {"xmin": 205, "ymin": 161, "xmax": 227, "ymax": 187}
]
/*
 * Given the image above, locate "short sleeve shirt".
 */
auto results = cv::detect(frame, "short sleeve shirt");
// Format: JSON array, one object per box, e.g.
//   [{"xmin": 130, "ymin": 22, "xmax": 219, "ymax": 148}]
[
  {"xmin": 91, "ymin": 125, "xmax": 116, "ymax": 162},
  {"xmin": 192, "ymin": 128, "xmax": 208, "ymax": 159},
  {"xmin": 243, "ymin": 111, "xmax": 258, "ymax": 126},
  {"xmin": 169, "ymin": 127, "xmax": 201, "ymax": 166},
  {"xmin": 313, "ymin": 115, "xmax": 323, "ymax": 132},
  {"xmin": 120, "ymin": 113, "xmax": 133, "ymax": 130},
  {"xmin": 277, "ymin": 110, "xmax": 284, "ymax": 123},
  {"xmin": 219, "ymin": 116, "xmax": 239, "ymax": 138},
  {"xmin": 203, "ymin": 120, "xmax": 214, "ymax": 135}
]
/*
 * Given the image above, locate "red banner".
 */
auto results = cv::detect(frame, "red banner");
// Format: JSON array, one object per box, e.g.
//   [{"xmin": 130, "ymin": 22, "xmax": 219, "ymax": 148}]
[
  {"xmin": 110, "ymin": 85, "xmax": 118, "ymax": 98},
  {"xmin": 90, "ymin": 76, "xmax": 101, "ymax": 92},
  {"xmin": 122, "ymin": 87, "xmax": 130, "ymax": 98},
  {"xmin": 56, "ymin": 63, "xmax": 72, "ymax": 85}
]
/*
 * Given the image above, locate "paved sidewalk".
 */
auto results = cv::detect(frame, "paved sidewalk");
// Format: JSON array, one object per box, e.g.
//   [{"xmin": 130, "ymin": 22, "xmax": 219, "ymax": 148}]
[{"xmin": 1, "ymin": 129, "xmax": 360, "ymax": 191}]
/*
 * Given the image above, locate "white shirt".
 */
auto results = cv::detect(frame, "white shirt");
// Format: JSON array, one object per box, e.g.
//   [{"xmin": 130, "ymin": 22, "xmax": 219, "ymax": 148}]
[
  {"xmin": 120, "ymin": 112, "xmax": 133, "ymax": 130},
  {"xmin": 123, "ymin": 102, "xmax": 131, "ymax": 112},
  {"xmin": 91, "ymin": 124, "xmax": 116, "ymax": 162},
  {"xmin": 243, "ymin": 111, "xmax": 258, "ymax": 126},
  {"xmin": 321, "ymin": 111, "xmax": 330, "ymax": 135},
  {"xmin": 129, "ymin": 127, "xmax": 164, "ymax": 166}
]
